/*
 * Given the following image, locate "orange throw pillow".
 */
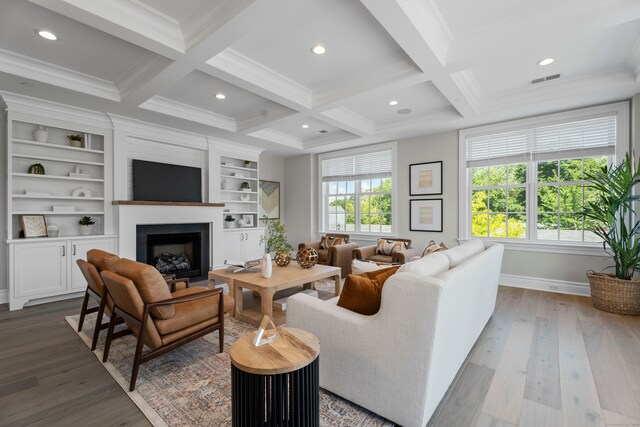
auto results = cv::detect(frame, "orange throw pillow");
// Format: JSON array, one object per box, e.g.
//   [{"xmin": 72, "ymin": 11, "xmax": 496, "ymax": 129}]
[{"xmin": 337, "ymin": 266, "xmax": 399, "ymax": 315}]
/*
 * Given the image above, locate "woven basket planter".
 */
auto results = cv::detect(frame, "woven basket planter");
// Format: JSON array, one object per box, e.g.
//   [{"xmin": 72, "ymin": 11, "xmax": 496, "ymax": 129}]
[{"xmin": 587, "ymin": 271, "xmax": 640, "ymax": 315}]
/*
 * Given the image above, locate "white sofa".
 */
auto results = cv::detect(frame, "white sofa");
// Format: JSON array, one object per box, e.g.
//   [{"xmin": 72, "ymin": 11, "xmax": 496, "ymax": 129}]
[{"xmin": 287, "ymin": 240, "xmax": 504, "ymax": 427}]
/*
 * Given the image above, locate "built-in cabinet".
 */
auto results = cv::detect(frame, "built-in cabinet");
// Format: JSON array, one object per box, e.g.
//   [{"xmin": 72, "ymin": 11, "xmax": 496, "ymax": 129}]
[
  {"xmin": 9, "ymin": 236, "xmax": 116, "ymax": 310},
  {"xmin": 222, "ymin": 227, "xmax": 265, "ymax": 265}
]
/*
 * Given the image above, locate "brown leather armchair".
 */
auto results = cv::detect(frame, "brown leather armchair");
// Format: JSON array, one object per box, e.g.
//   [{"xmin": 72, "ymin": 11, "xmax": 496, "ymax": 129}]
[
  {"xmin": 298, "ymin": 233, "xmax": 359, "ymax": 277},
  {"xmin": 100, "ymin": 258, "xmax": 234, "ymax": 391},
  {"xmin": 352, "ymin": 238, "xmax": 423, "ymax": 265}
]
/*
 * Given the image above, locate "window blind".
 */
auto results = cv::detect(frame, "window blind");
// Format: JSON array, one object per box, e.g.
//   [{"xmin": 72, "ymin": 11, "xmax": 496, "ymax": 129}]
[
  {"xmin": 466, "ymin": 115, "xmax": 617, "ymax": 167},
  {"xmin": 322, "ymin": 149, "xmax": 393, "ymax": 182}
]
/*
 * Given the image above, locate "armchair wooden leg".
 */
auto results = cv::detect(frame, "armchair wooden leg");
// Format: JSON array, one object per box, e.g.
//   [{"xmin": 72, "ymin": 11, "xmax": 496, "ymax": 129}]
[
  {"xmin": 218, "ymin": 325, "xmax": 224, "ymax": 353},
  {"xmin": 103, "ymin": 312, "xmax": 117, "ymax": 363},
  {"xmin": 91, "ymin": 295, "xmax": 107, "ymax": 351},
  {"xmin": 77, "ymin": 290, "xmax": 90, "ymax": 332},
  {"xmin": 129, "ymin": 333, "xmax": 146, "ymax": 392}
]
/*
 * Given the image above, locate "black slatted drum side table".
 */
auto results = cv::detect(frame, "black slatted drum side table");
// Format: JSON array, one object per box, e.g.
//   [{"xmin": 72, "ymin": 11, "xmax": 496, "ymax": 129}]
[{"xmin": 229, "ymin": 327, "xmax": 320, "ymax": 427}]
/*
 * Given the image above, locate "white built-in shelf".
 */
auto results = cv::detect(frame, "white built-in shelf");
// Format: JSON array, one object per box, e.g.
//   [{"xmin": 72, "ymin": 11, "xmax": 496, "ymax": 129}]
[
  {"xmin": 13, "ymin": 173, "xmax": 104, "ymax": 182},
  {"xmin": 12, "ymin": 194, "xmax": 104, "ymax": 201},
  {"xmin": 13, "ymin": 138, "xmax": 104, "ymax": 154},
  {"xmin": 221, "ymin": 200, "xmax": 255, "ymax": 204},
  {"xmin": 6, "ymin": 234, "xmax": 117, "ymax": 244},
  {"xmin": 12, "ymin": 153, "xmax": 104, "ymax": 167},
  {"xmin": 220, "ymin": 190, "xmax": 257, "ymax": 194},
  {"xmin": 226, "ymin": 211, "xmax": 258, "ymax": 215},
  {"xmin": 12, "ymin": 211, "xmax": 104, "ymax": 215},
  {"xmin": 221, "ymin": 175, "xmax": 257, "ymax": 181},
  {"xmin": 220, "ymin": 164, "xmax": 258, "ymax": 172}
]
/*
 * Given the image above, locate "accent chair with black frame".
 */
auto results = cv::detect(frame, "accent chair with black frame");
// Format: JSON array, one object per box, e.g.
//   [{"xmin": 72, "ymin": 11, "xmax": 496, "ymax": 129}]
[{"xmin": 100, "ymin": 258, "xmax": 233, "ymax": 391}]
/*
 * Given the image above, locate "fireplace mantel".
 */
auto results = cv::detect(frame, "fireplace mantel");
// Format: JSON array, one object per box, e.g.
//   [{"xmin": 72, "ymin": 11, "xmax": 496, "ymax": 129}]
[{"xmin": 113, "ymin": 200, "xmax": 224, "ymax": 207}]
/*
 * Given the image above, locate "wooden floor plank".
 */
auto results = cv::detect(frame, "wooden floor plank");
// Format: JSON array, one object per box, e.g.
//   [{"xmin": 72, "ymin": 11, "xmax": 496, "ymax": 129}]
[
  {"xmin": 557, "ymin": 302, "xmax": 605, "ymax": 427},
  {"xmin": 601, "ymin": 408, "xmax": 640, "ymax": 427},
  {"xmin": 473, "ymin": 412, "xmax": 517, "ymax": 427},
  {"xmin": 519, "ymin": 399, "xmax": 562, "ymax": 427},
  {"xmin": 481, "ymin": 319, "xmax": 535, "ymax": 425},
  {"xmin": 523, "ymin": 317, "xmax": 561, "ymax": 410}
]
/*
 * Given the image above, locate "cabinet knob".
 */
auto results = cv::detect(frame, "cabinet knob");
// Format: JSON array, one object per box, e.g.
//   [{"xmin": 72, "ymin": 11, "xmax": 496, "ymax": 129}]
[
  {"xmin": 245, "ymin": 233, "xmax": 248, "ymax": 240},
  {"xmin": 241, "ymin": 233, "xmax": 244, "ymax": 241},
  {"xmin": 73, "ymin": 245, "xmax": 76, "ymax": 256},
  {"xmin": 62, "ymin": 245, "xmax": 66, "ymax": 257}
]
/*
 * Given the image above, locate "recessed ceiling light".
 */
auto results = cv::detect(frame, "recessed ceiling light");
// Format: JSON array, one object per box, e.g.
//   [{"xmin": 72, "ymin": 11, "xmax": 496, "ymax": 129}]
[
  {"xmin": 301, "ymin": 124, "xmax": 309, "ymax": 129},
  {"xmin": 388, "ymin": 100, "xmax": 398, "ymax": 106},
  {"xmin": 36, "ymin": 30, "xmax": 58, "ymax": 41},
  {"xmin": 215, "ymin": 93, "xmax": 226, "ymax": 100},
  {"xmin": 311, "ymin": 45, "xmax": 326, "ymax": 55},
  {"xmin": 537, "ymin": 58, "xmax": 554, "ymax": 66}
]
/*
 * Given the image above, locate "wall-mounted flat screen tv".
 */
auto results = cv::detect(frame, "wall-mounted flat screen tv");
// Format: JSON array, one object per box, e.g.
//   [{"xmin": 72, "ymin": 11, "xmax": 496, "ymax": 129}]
[{"xmin": 133, "ymin": 159, "xmax": 202, "ymax": 203}]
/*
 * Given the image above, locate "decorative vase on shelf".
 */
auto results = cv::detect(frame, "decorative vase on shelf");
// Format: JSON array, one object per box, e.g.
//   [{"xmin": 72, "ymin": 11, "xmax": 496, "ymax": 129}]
[
  {"xmin": 237, "ymin": 218, "xmax": 246, "ymax": 227},
  {"xmin": 261, "ymin": 253, "xmax": 272, "ymax": 278},
  {"xmin": 46, "ymin": 224, "xmax": 59, "ymax": 237},
  {"xmin": 33, "ymin": 125, "xmax": 48, "ymax": 143},
  {"xmin": 79, "ymin": 224, "xmax": 93, "ymax": 236}
]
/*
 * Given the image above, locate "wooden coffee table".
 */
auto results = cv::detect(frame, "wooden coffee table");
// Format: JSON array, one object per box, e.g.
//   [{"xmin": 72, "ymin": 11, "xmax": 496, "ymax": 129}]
[{"xmin": 209, "ymin": 263, "xmax": 341, "ymax": 326}]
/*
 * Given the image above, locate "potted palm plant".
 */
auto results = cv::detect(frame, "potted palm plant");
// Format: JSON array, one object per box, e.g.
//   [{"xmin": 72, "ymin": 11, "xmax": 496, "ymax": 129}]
[{"xmin": 584, "ymin": 153, "xmax": 640, "ymax": 315}]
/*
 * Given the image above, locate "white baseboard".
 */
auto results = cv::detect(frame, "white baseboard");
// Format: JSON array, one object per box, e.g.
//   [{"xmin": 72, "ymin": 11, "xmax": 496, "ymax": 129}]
[
  {"xmin": 0, "ymin": 290, "xmax": 7, "ymax": 304},
  {"xmin": 500, "ymin": 273, "xmax": 590, "ymax": 297}
]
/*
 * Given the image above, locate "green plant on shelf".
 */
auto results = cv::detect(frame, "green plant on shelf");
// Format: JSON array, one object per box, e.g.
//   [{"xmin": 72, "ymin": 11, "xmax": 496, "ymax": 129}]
[
  {"xmin": 27, "ymin": 163, "xmax": 45, "ymax": 175},
  {"xmin": 240, "ymin": 181, "xmax": 251, "ymax": 190},
  {"xmin": 224, "ymin": 214, "xmax": 235, "ymax": 222},
  {"xmin": 78, "ymin": 216, "xmax": 95, "ymax": 226},
  {"xmin": 67, "ymin": 134, "xmax": 82, "ymax": 142}
]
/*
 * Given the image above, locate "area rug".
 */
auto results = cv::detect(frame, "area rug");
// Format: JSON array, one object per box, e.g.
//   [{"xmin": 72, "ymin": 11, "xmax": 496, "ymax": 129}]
[{"xmin": 65, "ymin": 281, "xmax": 394, "ymax": 426}]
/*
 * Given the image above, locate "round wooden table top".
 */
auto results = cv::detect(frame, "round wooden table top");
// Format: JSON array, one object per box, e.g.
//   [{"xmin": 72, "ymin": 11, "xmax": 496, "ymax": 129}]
[{"xmin": 230, "ymin": 327, "xmax": 320, "ymax": 375}]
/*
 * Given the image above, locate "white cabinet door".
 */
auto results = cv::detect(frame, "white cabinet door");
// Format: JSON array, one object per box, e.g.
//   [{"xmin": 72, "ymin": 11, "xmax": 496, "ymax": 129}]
[
  {"xmin": 13, "ymin": 242, "xmax": 67, "ymax": 298},
  {"xmin": 222, "ymin": 231, "xmax": 244, "ymax": 265},
  {"xmin": 243, "ymin": 229, "xmax": 265, "ymax": 262},
  {"xmin": 69, "ymin": 239, "xmax": 115, "ymax": 290}
]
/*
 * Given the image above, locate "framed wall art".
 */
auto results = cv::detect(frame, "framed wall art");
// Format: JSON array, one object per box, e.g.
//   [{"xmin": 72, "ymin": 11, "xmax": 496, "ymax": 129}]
[
  {"xmin": 21, "ymin": 215, "xmax": 48, "ymax": 238},
  {"xmin": 259, "ymin": 180, "xmax": 280, "ymax": 220},
  {"xmin": 410, "ymin": 161, "xmax": 443, "ymax": 196},
  {"xmin": 410, "ymin": 199, "xmax": 443, "ymax": 232}
]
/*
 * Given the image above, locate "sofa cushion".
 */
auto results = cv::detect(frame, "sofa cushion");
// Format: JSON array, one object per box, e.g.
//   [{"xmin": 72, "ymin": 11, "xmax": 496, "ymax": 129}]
[
  {"xmin": 376, "ymin": 239, "xmax": 407, "ymax": 256},
  {"xmin": 444, "ymin": 239, "xmax": 485, "ymax": 267},
  {"xmin": 320, "ymin": 235, "xmax": 345, "ymax": 249},
  {"xmin": 351, "ymin": 259, "xmax": 386, "ymax": 275},
  {"xmin": 115, "ymin": 258, "xmax": 175, "ymax": 320},
  {"xmin": 368, "ymin": 254, "xmax": 393, "ymax": 263},
  {"xmin": 421, "ymin": 240, "xmax": 448, "ymax": 257},
  {"xmin": 317, "ymin": 249, "xmax": 329, "ymax": 263},
  {"xmin": 337, "ymin": 266, "xmax": 400, "ymax": 315},
  {"xmin": 398, "ymin": 252, "xmax": 450, "ymax": 276},
  {"xmin": 87, "ymin": 249, "xmax": 120, "ymax": 272}
]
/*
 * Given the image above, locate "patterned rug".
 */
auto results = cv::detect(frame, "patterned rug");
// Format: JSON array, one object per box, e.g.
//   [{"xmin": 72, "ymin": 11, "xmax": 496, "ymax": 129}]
[{"xmin": 65, "ymin": 280, "xmax": 394, "ymax": 426}]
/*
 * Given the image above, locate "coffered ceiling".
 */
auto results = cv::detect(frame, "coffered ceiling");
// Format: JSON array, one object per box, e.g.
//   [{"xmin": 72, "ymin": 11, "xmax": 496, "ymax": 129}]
[{"xmin": 0, "ymin": 0, "xmax": 639, "ymax": 155}]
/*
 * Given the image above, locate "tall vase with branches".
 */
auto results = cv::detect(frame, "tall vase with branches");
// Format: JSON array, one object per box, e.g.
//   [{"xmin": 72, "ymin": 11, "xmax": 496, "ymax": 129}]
[
  {"xmin": 259, "ymin": 215, "xmax": 293, "ymax": 255},
  {"xmin": 583, "ymin": 153, "xmax": 640, "ymax": 314}
]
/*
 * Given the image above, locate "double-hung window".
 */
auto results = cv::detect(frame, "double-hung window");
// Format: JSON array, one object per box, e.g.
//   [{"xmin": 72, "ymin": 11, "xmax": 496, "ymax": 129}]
[
  {"xmin": 319, "ymin": 143, "xmax": 396, "ymax": 235},
  {"xmin": 460, "ymin": 102, "xmax": 628, "ymax": 246}
]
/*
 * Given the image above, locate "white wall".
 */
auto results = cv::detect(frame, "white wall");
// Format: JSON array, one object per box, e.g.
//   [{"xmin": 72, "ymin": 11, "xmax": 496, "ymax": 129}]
[{"xmin": 283, "ymin": 154, "xmax": 317, "ymax": 246}]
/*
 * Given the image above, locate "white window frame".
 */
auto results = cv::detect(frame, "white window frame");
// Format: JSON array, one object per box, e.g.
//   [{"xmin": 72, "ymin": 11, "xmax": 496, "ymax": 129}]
[
  {"xmin": 458, "ymin": 102, "xmax": 629, "ymax": 255},
  {"xmin": 318, "ymin": 142, "xmax": 398, "ymax": 240}
]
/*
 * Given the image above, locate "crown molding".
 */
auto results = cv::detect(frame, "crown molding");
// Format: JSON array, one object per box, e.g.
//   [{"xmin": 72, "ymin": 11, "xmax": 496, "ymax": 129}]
[
  {"xmin": 106, "ymin": 113, "xmax": 208, "ymax": 150},
  {"xmin": 246, "ymin": 129, "xmax": 304, "ymax": 150},
  {"xmin": 206, "ymin": 48, "xmax": 312, "ymax": 110},
  {"xmin": 0, "ymin": 91, "xmax": 111, "ymax": 130},
  {"xmin": 207, "ymin": 136, "xmax": 264, "ymax": 157},
  {"xmin": 139, "ymin": 96, "xmax": 237, "ymax": 132},
  {"xmin": 236, "ymin": 105, "xmax": 297, "ymax": 134},
  {"xmin": 0, "ymin": 48, "xmax": 120, "ymax": 102},
  {"xmin": 115, "ymin": 53, "xmax": 175, "ymax": 101}
]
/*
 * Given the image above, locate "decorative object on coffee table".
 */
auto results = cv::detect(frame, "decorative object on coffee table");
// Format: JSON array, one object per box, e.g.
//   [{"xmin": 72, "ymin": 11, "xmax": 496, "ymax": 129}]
[
  {"xmin": 21, "ymin": 215, "xmax": 47, "ymax": 237},
  {"xmin": 410, "ymin": 161, "xmax": 443, "ymax": 196},
  {"xmin": 230, "ymin": 325, "xmax": 320, "ymax": 426},
  {"xmin": 584, "ymin": 153, "xmax": 640, "ymax": 315},
  {"xmin": 67, "ymin": 133, "xmax": 83, "ymax": 147},
  {"xmin": 260, "ymin": 215, "xmax": 292, "ymax": 255},
  {"xmin": 78, "ymin": 216, "xmax": 95, "ymax": 235},
  {"xmin": 297, "ymin": 246, "xmax": 318, "ymax": 269},
  {"xmin": 261, "ymin": 253, "xmax": 273, "ymax": 278},
  {"xmin": 28, "ymin": 163, "xmax": 45, "ymax": 175},
  {"xmin": 275, "ymin": 250, "xmax": 291, "ymax": 267},
  {"xmin": 33, "ymin": 125, "xmax": 48, "ymax": 142}
]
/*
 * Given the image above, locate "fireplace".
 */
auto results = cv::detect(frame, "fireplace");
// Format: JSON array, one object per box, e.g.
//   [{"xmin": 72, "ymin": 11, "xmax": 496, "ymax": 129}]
[{"xmin": 136, "ymin": 223, "xmax": 209, "ymax": 282}]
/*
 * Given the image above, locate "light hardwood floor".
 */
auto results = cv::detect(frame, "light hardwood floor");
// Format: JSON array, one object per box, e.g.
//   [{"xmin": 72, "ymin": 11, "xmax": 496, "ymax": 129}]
[{"xmin": 1, "ymin": 286, "xmax": 639, "ymax": 426}]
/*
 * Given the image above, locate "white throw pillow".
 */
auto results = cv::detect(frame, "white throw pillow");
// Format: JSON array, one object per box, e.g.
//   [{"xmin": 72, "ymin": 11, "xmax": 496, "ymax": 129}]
[
  {"xmin": 444, "ymin": 239, "xmax": 485, "ymax": 267},
  {"xmin": 351, "ymin": 259, "xmax": 386, "ymax": 275},
  {"xmin": 398, "ymin": 252, "xmax": 450, "ymax": 277}
]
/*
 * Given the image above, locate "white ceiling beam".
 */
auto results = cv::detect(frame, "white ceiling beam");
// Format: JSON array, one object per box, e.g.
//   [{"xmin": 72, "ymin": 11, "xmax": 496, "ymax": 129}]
[
  {"xmin": 316, "ymin": 108, "xmax": 375, "ymax": 137},
  {"xmin": 236, "ymin": 108, "xmax": 300, "ymax": 134},
  {"xmin": 0, "ymin": 48, "xmax": 120, "ymax": 101},
  {"xmin": 445, "ymin": 0, "xmax": 640, "ymax": 73},
  {"xmin": 246, "ymin": 129, "xmax": 304, "ymax": 150},
  {"xmin": 28, "ymin": 0, "xmax": 185, "ymax": 57},
  {"xmin": 139, "ymin": 96, "xmax": 236, "ymax": 132},
  {"xmin": 360, "ymin": 0, "xmax": 479, "ymax": 117}
]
